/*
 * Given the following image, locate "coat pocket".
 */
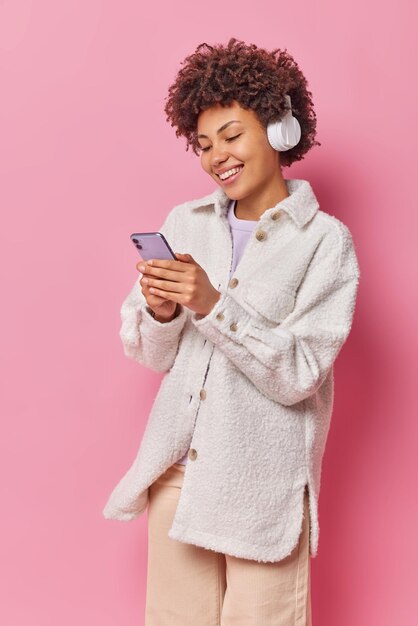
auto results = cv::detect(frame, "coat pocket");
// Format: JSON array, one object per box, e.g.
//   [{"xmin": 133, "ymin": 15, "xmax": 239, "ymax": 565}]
[{"xmin": 241, "ymin": 279, "xmax": 296, "ymax": 325}]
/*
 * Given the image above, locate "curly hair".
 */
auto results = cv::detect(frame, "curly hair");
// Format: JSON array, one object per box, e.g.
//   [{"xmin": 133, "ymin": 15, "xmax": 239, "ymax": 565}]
[{"xmin": 164, "ymin": 38, "xmax": 320, "ymax": 168}]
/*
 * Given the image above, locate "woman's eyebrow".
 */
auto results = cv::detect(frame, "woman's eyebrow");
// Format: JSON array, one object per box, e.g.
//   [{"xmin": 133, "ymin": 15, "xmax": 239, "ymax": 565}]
[{"xmin": 197, "ymin": 120, "xmax": 242, "ymax": 139}]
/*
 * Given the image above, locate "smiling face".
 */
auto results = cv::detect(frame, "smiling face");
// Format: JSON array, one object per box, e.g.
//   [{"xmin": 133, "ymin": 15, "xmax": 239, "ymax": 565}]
[{"xmin": 197, "ymin": 101, "xmax": 285, "ymax": 208}]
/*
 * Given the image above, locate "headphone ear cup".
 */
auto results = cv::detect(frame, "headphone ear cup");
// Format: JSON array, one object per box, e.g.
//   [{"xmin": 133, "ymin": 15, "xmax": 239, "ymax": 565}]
[{"xmin": 267, "ymin": 115, "xmax": 301, "ymax": 151}]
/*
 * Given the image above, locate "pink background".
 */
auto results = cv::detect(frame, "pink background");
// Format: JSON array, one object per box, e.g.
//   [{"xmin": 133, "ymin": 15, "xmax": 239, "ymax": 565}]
[{"xmin": 1, "ymin": 1, "xmax": 416, "ymax": 624}]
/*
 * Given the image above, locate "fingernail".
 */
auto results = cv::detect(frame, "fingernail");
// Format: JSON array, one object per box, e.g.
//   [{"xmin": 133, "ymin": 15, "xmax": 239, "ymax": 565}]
[{"xmin": 137, "ymin": 264, "xmax": 145, "ymax": 272}]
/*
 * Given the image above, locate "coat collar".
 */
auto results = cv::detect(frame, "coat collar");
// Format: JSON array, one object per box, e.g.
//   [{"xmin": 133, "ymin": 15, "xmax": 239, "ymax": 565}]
[{"xmin": 186, "ymin": 178, "xmax": 319, "ymax": 229}]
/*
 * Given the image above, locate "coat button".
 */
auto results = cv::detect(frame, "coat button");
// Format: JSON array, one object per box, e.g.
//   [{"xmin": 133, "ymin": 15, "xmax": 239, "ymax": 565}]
[
  {"xmin": 199, "ymin": 389, "xmax": 207, "ymax": 400},
  {"xmin": 215, "ymin": 312, "xmax": 224, "ymax": 321},
  {"xmin": 188, "ymin": 448, "xmax": 197, "ymax": 461},
  {"xmin": 271, "ymin": 210, "xmax": 282, "ymax": 220},
  {"xmin": 255, "ymin": 229, "xmax": 267, "ymax": 241},
  {"xmin": 229, "ymin": 277, "xmax": 239, "ymax": 288},
  {"xmin": 230, "ymin": 322, "xmax": 238, "ymax": 332}
]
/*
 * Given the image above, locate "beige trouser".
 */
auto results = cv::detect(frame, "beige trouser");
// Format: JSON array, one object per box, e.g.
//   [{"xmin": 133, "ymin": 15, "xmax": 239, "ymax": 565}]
[{"xmin": 145, "ymin": 462, "xmax": 312, "ymax": 626}]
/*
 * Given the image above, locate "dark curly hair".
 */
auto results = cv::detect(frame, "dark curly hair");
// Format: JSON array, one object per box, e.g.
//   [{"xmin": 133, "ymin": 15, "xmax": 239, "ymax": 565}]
[{"xmin": 164, "ymin": 38, "xmax": 320, "ymax": 168}]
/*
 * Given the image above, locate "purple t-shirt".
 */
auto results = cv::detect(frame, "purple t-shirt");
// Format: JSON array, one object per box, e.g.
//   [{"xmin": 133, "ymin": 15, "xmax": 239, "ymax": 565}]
[
  {"xmin": 227, "ymin": 198, "xmax": 259, "ymax": 275},
  {"xmin": 176, "ymin": 200, "xmax": 258, "ymax": 466}
]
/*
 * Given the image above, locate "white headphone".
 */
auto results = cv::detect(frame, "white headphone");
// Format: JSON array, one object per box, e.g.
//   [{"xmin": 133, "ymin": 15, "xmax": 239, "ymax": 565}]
[{"xmin": 267, "ymin": 94, "xmax": 301, "ymax": 151}]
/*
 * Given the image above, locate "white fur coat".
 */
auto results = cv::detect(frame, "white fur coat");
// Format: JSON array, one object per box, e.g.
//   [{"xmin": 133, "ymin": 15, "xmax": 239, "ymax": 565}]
[{"xmin": 102, "ymin": 179, "xmax": 360, "ymax": 563}]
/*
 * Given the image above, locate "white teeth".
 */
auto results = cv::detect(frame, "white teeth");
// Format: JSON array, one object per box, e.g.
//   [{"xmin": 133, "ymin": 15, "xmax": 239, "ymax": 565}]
[{"xmin": 219, "ymin": 166, "xmax": 243, "ymax": 181}]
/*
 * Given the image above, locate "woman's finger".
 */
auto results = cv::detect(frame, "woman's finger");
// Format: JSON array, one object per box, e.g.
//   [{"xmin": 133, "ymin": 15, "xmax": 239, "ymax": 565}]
[
  {"xmin": 142, "ymin": 276, "xmax": 188, "ymax": 294},
  {"xmin": 178, "ymin": 253, "xmax": 197, "ymax": 264},
  {"xmin": 140, "ymin": 281, "xmax": 171, "ymax": 306},
  {"xmin": 148, "ymin": 286, "xmax": 181, "ymax": 303},
  {"xmin": 139, "ymin": 266, "xmax": 185, "ymax": 282},
  {"xmin": 146, "ymin": 257, "xmax": 192, "ymax": 274}
]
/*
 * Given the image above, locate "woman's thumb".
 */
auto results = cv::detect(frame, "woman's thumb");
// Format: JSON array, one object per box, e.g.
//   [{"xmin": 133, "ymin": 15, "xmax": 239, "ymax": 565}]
[{"xmin": 175, "ymin": 252, "xmax": 194, "ymax": 262}]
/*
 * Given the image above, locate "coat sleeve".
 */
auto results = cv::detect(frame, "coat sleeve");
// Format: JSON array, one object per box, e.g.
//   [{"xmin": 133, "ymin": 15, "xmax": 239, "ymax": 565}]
[
  {"xmin": 191, "ymin": 222, "xmax": 360, "ymax": 406},
  {"xmin": 119, "ymin": 207, "xmax": 189, "ymax": 373}
]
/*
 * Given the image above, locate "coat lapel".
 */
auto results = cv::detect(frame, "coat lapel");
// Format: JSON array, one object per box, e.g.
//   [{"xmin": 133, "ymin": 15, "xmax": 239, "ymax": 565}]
[{"xmin": 186, "ymin": 179, "xmax": 319, "ymax": 228}]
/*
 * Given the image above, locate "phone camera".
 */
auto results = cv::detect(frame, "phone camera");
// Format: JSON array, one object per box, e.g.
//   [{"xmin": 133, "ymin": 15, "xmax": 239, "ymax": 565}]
[
  {"xmin": 136, "ymin": 244, "xmax": 142, "ymax": 250},
  {"xmin": 132, "ymin": 238, "xmax": 139, "ymax": 244}
]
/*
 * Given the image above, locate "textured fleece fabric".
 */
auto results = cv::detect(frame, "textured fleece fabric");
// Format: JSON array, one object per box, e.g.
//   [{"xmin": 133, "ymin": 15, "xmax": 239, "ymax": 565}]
[
  {"xmin": 176, "ymin": 199, "xmax": 258, "ymax": 466},
  {"xmin": 102, "ymin": 178, "xmax": 360, "ymax": 563}
]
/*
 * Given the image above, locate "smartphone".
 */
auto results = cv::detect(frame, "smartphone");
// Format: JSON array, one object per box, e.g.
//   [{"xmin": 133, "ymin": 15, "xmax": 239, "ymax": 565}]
[{"xmin": 130, "ymin": 232, "xmax": 176, "ymax": 261}]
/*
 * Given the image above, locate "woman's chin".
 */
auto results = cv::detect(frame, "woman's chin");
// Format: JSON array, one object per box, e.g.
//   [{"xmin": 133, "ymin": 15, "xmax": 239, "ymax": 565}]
[{"xmin": 217, "ymin": 184, "xmax": 246, "ymax": 201}]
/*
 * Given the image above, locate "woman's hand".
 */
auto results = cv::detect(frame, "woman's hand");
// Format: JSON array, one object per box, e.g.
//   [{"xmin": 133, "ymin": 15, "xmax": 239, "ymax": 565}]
[
  {"xmin": 137, "ymin": 262, "xmax": 178, "ymax": 322},
  {"xmin": 137, "ymin": 253, "xmax": 221, "ymax": 318}
]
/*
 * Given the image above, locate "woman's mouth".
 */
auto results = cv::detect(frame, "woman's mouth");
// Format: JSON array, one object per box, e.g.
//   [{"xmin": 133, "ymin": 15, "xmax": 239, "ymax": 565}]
[{"xmin": 217, "ymin": 165, "xmax": 244, "ymax": 185}]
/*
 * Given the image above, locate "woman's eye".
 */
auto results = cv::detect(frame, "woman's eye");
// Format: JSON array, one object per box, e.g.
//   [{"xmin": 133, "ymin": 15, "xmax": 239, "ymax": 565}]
[
  {"xmin": 226, "ymin": 134, "xmax": 241, "ymax": 142},
  {"xmin": 199, "ymin": 134, "xmax": 241, "ymax": 153}
]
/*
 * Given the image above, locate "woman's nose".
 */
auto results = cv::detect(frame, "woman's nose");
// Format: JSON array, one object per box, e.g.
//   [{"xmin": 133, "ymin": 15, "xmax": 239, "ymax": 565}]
[{"xmin": 210, "ymin": 147, "xmax": 228, "ymax": 167}]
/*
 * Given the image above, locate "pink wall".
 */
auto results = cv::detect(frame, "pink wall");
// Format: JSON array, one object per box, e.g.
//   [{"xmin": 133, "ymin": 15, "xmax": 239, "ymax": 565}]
[{"xmin": 1, "ymin": 1, "xmax": 416, "ymax": 624}]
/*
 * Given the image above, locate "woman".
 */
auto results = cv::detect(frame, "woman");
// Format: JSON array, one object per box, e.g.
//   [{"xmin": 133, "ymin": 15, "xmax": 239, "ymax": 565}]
[{"xmin": 103, "ymin": 39, "xmax": 360, "ymax": 625}]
